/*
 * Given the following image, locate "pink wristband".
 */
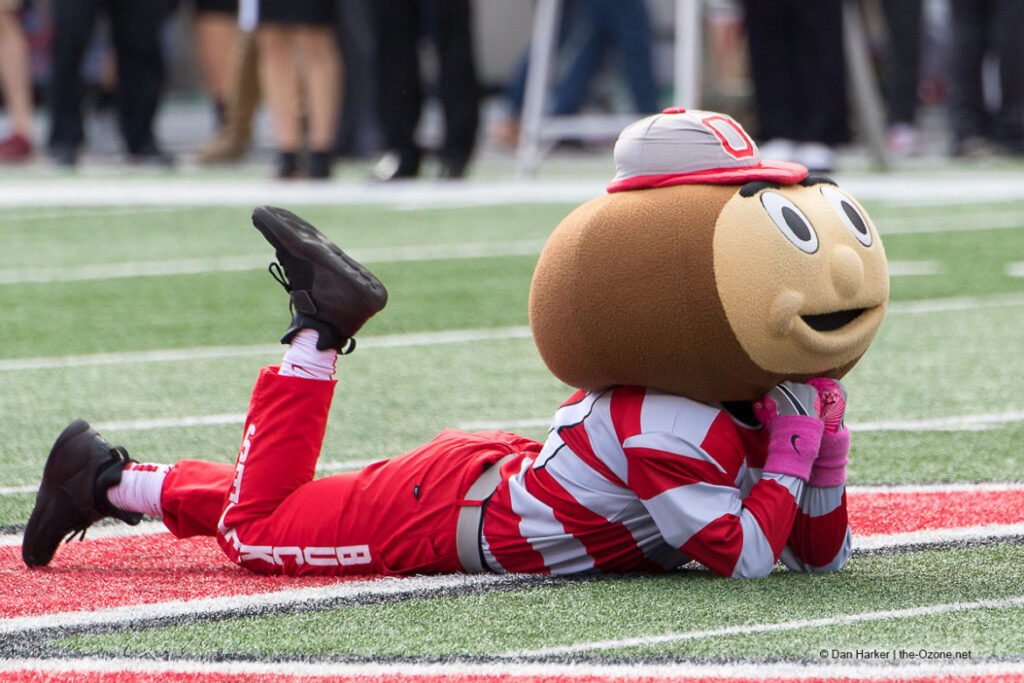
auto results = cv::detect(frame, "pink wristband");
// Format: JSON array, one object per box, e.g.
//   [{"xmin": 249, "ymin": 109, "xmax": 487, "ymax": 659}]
[
  {"xmin": 808, "ymin": 428, "xmax": 850, "ymax": 487},
  {"xmin": 762, "ymin": 415, "xmax": 824, "ymax": 481}
]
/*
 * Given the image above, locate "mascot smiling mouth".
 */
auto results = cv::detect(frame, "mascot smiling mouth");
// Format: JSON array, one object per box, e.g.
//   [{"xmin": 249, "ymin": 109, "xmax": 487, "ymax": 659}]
[{"xmin": 801, "ymin": 308, "xmax": 869, "ymax": 332}]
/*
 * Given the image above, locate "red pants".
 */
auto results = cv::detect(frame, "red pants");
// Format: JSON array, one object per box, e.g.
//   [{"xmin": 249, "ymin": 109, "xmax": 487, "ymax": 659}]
[{"xmin": 159, "ymin": 367, "xmax": 540, "ymax": 576}]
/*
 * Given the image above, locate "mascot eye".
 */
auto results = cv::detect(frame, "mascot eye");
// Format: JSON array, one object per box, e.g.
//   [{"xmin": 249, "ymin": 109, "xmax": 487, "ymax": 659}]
[
  {"xmin": 760, "ymin": 191, "xmax": 818, "ymax": 254},
  {"xmin": 821, "ymin": 185, "xmax": 872, "ymax": 247}
]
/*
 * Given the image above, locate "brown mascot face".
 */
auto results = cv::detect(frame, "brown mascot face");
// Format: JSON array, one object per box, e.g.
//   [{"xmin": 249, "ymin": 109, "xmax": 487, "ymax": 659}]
[{"xmin": 529, "ymin": 176, "xmax": 889, "ymax": 403}]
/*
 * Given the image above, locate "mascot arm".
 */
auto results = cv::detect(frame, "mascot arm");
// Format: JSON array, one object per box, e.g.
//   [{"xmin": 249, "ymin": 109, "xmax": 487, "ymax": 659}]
[
  {"xmin": 628, "ymin": 435, "xmax": 809, "ymax": 579},
  {"xmin": 782, "ymin": 485, "xmax": 852, "ymax": 573}
]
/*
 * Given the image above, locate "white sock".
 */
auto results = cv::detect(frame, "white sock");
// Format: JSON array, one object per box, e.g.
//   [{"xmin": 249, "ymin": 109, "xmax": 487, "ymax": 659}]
[
  {"xmin": 106, "ymin": 462, "xmax": 170, "ymax": 518},
  {"xmin": 279, "ymin": 329, "xmax": 338, "ymax": 380}
]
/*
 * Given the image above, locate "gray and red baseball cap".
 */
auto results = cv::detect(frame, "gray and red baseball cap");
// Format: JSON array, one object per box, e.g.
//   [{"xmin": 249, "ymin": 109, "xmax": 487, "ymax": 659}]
[{"xmin": 607, "ymin": 107, "xmax": 808, "ymax": 193}]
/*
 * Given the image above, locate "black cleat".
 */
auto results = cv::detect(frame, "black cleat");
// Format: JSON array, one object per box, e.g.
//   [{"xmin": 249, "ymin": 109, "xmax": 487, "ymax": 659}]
[
  {"xmin": 22, "ymin": 420, "xmax": 142, "ymax": 568},
  {"xmin": 252, "ymin": 206, "xmax": 388, "ymax": 352}
]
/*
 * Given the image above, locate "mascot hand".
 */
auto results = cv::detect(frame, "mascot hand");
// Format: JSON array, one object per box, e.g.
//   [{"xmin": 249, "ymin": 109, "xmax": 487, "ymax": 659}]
[
  {"xmin": 754, "ymin": 381, "xmax": 825, "ymax": 482},
  {"xmin": 806, "ymin": 378, "xmax": 850, "ymax": 487}
]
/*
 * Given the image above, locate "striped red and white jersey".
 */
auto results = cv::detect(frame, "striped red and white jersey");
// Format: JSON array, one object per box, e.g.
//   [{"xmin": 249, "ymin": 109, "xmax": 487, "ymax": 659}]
[{"xmin": 481, "ymin": 386, "xmax": 850, "ymax": 578}]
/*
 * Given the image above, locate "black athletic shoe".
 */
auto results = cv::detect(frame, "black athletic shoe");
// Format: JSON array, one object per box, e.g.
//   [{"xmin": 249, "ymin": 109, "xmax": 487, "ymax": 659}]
[
  {"xmin": 252, "ymin": 206, "xmax": 388, "ymax": 352},
  {"xmin": 22, "ymin": 420, "xmax": 143, "ymax": 568}
]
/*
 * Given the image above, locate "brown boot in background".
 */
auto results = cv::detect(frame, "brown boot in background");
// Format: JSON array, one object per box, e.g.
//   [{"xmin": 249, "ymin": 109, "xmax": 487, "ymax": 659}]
[{"xmin": 198, "ymin": 31, "xmax": 260, "ymax": 164}]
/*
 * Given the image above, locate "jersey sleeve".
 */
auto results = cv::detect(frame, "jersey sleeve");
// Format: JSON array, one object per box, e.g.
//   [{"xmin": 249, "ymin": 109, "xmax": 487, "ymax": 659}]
[
  {"xmin": 624, "ymin": 423, "xmax": 804, "ymax": 579},
  {"xmin": 781, "ymin": 484, "xmax": 852, "ymax": 572}
]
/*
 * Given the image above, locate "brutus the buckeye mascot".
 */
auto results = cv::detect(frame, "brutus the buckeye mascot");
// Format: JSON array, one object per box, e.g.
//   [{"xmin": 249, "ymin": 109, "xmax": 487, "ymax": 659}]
[{"xmin": 24, "ymin": 109, "xmax": 888, "ymax": 579}]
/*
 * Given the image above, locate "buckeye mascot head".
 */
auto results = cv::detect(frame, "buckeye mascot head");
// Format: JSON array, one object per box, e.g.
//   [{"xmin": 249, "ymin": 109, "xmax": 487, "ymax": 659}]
[{"xmin": 529, "ymin": 109, "xmax": 889, "ymax": 403}]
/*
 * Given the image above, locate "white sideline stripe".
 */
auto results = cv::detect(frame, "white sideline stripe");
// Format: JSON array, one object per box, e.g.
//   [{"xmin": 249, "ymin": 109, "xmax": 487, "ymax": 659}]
[
  {"xmin": 0, "ymin": 325, "xmax": 533, "ymax": 372},
  {"xmin": 848, "ymin": 481, "xmax": 1024, "ymax": 495},
  {"xmin": 853, "ymin": 522, "xmax": 1024, "ymax": 551},
  {"xmin": 3, "ymin": 658, "xmax": 1023, "ymax": 682},
  {"xmin": 502, "ymin": 594, "xmax": 1024, "ymax": 658},
  {"xmin": 0, "ymin": 240, "xmax": 548, "ymax": 285},
  {"xmin": 0, "ymin": 178, "xmax": 607, "ymax": 208},
  {"xmin": 0, "ymin": 573, "xmax": 522, "ymax": 635},
  {"xmin": 0, "ymin": 173, "xmax": 1020, "ymax": 207}
]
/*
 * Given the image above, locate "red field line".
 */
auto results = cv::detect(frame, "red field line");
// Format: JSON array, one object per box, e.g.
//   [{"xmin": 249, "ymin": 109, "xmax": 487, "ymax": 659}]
[
  {"xmin": 2, "ymin": 486, "xmax": 1021, "ymax": 621},
  {"xmin": 848, "ymin": 489, "xmax": 1024, "ymax": 536},
  {"xmin": 0, "ymin": 535, "xmax": 350, "ymax": 619}
]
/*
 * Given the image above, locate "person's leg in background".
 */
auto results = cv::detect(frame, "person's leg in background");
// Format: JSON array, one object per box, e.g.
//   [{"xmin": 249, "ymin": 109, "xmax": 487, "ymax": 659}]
[
  {"xmin": 990, "ymin": 0, "xmax": 1024, "ymax": 153},
  {"xmin": 0, "ymin": 0, "xmax": 35, "ymax": 162},
  {"xmin": 372, "ymin": 0, "xmax": 422, "ymax": 179},
  {"xmin": 592, "ymin": 0, "xmax": 659, "ymax": 114},
  {"xmin": 257, "ymin": 23, "xmax": 304, "ymax": 177},
  {"xmin": 428, "ymin": 0, "xmax": 479, "ymax": 178},
  {"xmin": 741, "ymin": 0, "xmax": 799, "ymax": 153},
  {"xmin": 193, "ymin": 0, "xmax": 240, "ymax": 131},
  {"xmin": 948, "ymin": 0, "xmax": 989, "ymax": 155},
  {"xmin": 789, "ymin": 0, "xmax": 848, "ymax": 171},
  {"xmin": 47, "ymin": 0, "xmax": 101, "ymax": 166},
  {"xmin": 294, "ymin": 23, "xmax": 342, "ymax": 178},
  {"xmin": 108, "ymin": 0, "xmax": 175, "ymax": 164},
  {"xmin": 880, "ymin": 0, "xmax": 923, "ymax": 156}
]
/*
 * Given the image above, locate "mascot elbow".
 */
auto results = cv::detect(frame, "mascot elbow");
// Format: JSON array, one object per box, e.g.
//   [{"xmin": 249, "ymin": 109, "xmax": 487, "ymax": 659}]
[{"xmin": 729, "ymin": 556, "xmax": 777, "ymax": 579}]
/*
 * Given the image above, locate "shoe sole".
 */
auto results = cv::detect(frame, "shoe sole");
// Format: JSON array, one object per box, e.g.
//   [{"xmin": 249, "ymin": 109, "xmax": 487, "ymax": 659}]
[
  {"xmin": 252, "ymin": 206, "xmax": 388, "ymax": 336},
  {"xmin": 22, "ymin": 419, "xmax": 93, "ymax": 567}
]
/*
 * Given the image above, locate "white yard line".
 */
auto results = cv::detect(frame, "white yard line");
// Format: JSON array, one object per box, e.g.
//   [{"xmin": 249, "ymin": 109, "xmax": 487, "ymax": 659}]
[
  {"xmin": 1, "ymin": 290, "xmax": 1018, "ymax": 374},
  {"xmin": 0, "ymin": 206, "xmax": 195, "ymax": 223},
  {"xmin": 885, "ymin": 291, "xmax": 1024, "ymax": 314},
  {"xmin": 885, "ymin": 260, "xmax": 942, "ymax": 276},
  {"xmin": 0, "ymin": 411, "xmax": 1019, "ymax": 497},
  {"xmin": 849, "ymin": 411, "xmax": 1024, "ymax": 432},
  {"xmin": 878, "ymin": 207, "xmax": 1024, "ymax": 236},
  {"xmin": 1008, "ymin": 262, "xmax": 1024, "ymax": 278},
  {"xmin": 3, "ymin": 657, "xmax": 1023, "ymax": 681},
  {"xmin": 0, "ymin": 240, "xmax": 548, "ymax": 285},
  {"xmin": 501, "ymin": 594, "xmax": 1024, "ymax": 659},
  {"xmin": 92, "ymin": 413, "xmax": 247, "ymax": 432},
  {"xmin": 0, "ymin": 250, "xmax": 934, "ymax": 286}
]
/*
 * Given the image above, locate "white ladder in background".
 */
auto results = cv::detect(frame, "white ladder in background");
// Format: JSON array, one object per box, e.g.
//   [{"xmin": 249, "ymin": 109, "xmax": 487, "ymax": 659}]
[{"xmin": 515, "ymin": 0, "xmax": 887, "ymax": 178}]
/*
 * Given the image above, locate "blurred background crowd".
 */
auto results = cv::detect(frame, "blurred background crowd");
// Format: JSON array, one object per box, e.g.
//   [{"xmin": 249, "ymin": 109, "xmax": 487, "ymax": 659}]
[{"xmin": 0, "ymin": 0, "xmax": 1021, "ymax": 180}]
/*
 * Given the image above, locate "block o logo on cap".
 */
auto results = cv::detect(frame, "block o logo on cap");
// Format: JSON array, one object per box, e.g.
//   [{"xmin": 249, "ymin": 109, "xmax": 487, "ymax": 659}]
[{"xmin": 702, "ymin": 115, "xmax": 756, "ymax": 160}]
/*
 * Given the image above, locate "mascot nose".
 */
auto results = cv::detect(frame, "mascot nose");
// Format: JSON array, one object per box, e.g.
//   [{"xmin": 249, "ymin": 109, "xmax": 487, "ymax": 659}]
[{"xmin": 830, "ymin": 245, "xmax": 864, "ymax": 298}]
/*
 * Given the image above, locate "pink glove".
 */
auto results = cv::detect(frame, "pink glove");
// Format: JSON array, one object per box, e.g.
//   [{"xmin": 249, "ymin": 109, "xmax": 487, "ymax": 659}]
[
  {"xmin": 806, "ymin": 378, "xmax": 850, "ymax": 487},
  {"xmin": 754, "ymin": 382, "xmax": 824, "ymax": 482}
]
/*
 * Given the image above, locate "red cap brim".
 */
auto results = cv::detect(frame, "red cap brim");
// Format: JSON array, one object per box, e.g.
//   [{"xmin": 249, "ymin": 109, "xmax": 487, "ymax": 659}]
[{"xmin": 607, "ymin": 160, "xmax": 808, "ymax": 193}]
